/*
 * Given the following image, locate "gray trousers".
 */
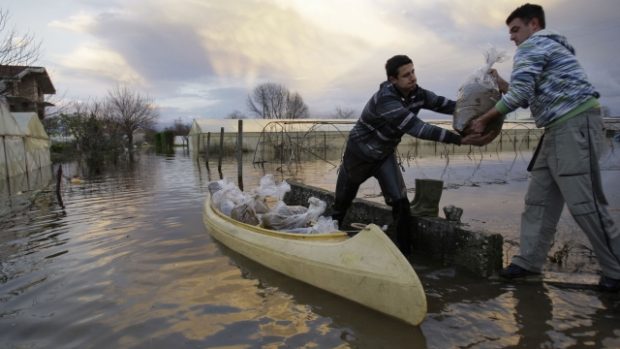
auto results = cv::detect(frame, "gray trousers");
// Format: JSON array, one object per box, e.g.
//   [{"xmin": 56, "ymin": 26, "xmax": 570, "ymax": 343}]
[{"xmin": 512, "ymin": 109, "xmax": 620, "ymax": 279}]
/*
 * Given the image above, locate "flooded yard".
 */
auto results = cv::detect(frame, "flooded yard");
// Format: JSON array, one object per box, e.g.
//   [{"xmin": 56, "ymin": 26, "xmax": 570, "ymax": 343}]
[{"xmin": 1, "ymin": 130, "xmax": 619, "ymax": 348}]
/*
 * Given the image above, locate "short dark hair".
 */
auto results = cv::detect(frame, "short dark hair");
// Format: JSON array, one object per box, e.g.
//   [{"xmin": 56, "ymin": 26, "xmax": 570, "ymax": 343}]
[
  {"xmin": 506, "ymin": 3, "xmax": 546, "ymax": 29},
  {"xmin": 385, "ymin": 55, "xmax": 412, "ymax": 79}
]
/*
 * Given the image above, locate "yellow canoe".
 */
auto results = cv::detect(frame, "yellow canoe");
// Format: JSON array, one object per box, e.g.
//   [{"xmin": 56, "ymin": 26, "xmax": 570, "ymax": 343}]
[{"xmin": 202, "ymin": 193, "xmax": 427, "ymax": 326}]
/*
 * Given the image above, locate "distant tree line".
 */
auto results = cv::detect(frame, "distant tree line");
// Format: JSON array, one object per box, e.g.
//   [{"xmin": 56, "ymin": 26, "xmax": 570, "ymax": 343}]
[
  {"xmin": 247, "ymin": 82, "xmax": 309, "ymax": 119},
  {"xmin": 227, "ymin": 82, "xmax": 357, "ymax": 120},
  {"xmin": 43, "ymin": 85, "xmax": 159, "ymax": 170},
  {"xmin": 2, "ymin": 7, "xmax": 163, "ymax": 167},
  {"xmin": 157, "ymin": 118, "xmax": 191, "ymax": 153}
]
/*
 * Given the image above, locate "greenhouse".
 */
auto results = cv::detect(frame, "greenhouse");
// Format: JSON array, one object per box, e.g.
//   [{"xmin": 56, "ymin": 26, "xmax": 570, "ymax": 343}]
[
  {"xmin": 0, "ymin": 99, "xmax": 51, "ymax": 181},
  {"xmin": 188, "ymin": 118, "xmax": 356, "ymax": 163}
]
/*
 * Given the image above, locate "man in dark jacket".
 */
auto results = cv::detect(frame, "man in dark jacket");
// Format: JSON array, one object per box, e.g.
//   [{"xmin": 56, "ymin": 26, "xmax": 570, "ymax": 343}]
[{"xmin": 332, "ymin": 54, "xmax": 492, "ymax": 255}]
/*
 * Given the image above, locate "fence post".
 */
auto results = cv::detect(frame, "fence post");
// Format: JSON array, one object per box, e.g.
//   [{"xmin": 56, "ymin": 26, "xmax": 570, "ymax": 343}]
[
  {"xmin": 323, "ymin": 133, "xmax": 327, "ymax": 159},
  {"xmin": 2, "ymin": 135, "xmax": 13, "ymax": 196},
  {"xmin": 499, "ymin": 131, "xmax": 503, "ymax": 152},
  {"xmin": 56, "ymin": 165, "xmax": 64, "ymax": 208},
  {"xmin": 513, "ymin": 129, "xmax": 517, "ymax": 150},
  {"xmin": 23, "ymin": 137, "xmax": 30, "ymax": 190},
  {"xmin": 3, "ymin": 136, "xmax": 10, "ymax": 184},
  {"xmin": 205, "ymin": 132, "xmax": 211, "ymax": 162},
  {"xmin": 195, "ymin": 133, "xmax": 201, "ymax": 161},
  {"xmin": 237, "ymin": 120, "xmax": 244, "ymax": 190},
  {"xmin": 218, "ymin": 127, "xmax": 224, "ymax": 174}
]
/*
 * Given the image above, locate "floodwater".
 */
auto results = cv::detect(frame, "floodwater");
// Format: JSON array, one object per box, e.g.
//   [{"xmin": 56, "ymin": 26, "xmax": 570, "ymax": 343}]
[{"xmin": 1, "ymin": 133, "xmax": 619, "ymax": 348}]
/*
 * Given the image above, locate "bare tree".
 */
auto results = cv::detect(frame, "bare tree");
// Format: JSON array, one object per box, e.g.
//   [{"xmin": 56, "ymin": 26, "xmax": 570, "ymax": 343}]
[
  {"xmin": 247, "ymin": 82, "xmax": 309, "ymax": 119},
  {"xmin": 61, "ymin": 100, "xmax": 112, "ymax": 167},
  {"xmin": 226, "ymin": 110, "xmax": 246, "ymax": 119},
  {"xmin": 172, "ymin": 117, "xmax": 191, "ymax": 135},
  {"xmin": 62, "ymin": 100, "xmax": 105, "ymax": 148},
  {"xmin": 42, "ymin": 95, "xmax": 78, "ymax": 140},
  {"xmin": 334, "ymin": 106, "xmax": 357, "ymax": 119},
  {"xmin": 248, "ymin": 83, "xmax": 286, "ymax": 119},
  {"xmin": 107, "ymin": 85, "xmax": 159, "ymax": 158},
  {"xmin": 43, "ymin": 91, "xmax": 69, "ymax": 119},
  {"xmin": 286, "ymin": 92, "xmax": 309, "ymax": 119},
  {"xmin": 0, "ymin": 8, "xmax": 40, "ymax": 66},
  {"xmin": 172, "ymin": 117, "xmax": 191, "ymax": 147}
]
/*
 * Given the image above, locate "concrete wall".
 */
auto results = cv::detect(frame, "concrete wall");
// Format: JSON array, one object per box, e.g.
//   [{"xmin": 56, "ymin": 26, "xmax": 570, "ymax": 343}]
[{"xmin": 284, "ymin": 180, "xmax": 503, "ymax": 278}]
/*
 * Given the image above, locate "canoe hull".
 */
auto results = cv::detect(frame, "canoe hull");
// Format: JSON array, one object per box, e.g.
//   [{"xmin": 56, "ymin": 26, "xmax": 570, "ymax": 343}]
[{"xmin": 203, "ymin": 194, "xmax": 427, "ymax": 325}]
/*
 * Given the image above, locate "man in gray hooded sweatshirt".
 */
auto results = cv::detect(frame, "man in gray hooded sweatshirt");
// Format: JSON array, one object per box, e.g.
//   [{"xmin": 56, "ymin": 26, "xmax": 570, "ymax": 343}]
[{"xmin": 471, "ymin": 3, "xmax": 620, "ymax": 292}]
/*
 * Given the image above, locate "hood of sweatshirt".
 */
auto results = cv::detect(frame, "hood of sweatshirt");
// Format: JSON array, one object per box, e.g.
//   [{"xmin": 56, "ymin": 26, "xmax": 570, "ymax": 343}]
[{"xmin": 532, "ymin": 29, "xmax": 575, "ymax": 54}]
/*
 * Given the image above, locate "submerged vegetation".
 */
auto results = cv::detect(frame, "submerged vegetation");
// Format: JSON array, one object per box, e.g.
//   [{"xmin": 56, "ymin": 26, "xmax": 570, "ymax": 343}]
[
  {"xmin": 43, "ymin": 86, "xmax": 162, "ymax": 172},
  {"xmin": 155, "ymin": 130, "xmax": 175, "ymax": 154}
]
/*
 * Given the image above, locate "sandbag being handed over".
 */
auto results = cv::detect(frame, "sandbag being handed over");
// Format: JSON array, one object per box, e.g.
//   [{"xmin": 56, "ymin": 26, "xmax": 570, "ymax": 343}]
[{"xmin": 454, "ymin": 46, "xmax": 507, "ymax": 135}]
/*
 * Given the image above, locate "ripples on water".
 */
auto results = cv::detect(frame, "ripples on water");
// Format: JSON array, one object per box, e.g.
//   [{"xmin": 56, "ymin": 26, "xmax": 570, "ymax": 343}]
[{"xmin": 0, "ymin": 148, "xmax": 619, "ymax": 348}]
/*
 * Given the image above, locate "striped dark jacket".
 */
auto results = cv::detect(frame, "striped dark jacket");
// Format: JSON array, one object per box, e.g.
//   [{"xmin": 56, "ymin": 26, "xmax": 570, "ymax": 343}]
[{"xmin": 347, "ymin": 81, "xmax": 461, "ymax": 160}]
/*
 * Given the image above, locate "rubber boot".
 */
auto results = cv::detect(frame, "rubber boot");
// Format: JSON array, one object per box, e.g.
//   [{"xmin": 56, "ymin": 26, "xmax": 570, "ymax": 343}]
[
  {"xmin": 393, "ymin": 198, "xmax": 413, "ymax": 256},
  {"xmin": 410, "ymin": 179, "xmax": 444, "ymax": 217},
  {"xmin": 331, "ymin": 211, "xmax": 346, "ymax": 230}
]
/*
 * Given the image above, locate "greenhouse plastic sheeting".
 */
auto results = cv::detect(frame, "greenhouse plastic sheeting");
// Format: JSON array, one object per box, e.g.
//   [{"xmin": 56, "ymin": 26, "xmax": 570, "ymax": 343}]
[{"xmin": 0, "ymin": 99, "xmax": 51, "ymax": 180}]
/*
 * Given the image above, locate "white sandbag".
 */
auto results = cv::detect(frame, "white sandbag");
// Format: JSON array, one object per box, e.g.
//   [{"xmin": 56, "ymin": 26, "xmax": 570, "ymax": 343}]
[
  {"xmin": 209, "ymin": 178, "xmax": 248, "ymax": 216},
  {"xmin": 230, "ymin": 201, "xmax": 260, "ymax": 225},
  {"xmin": 254, "ymin": 174, "xmax": 291, "ymax": 200},
  {"xmin": 261, "ymin": 197, "xmax": 326, "ymax": 231},
  {"xmin": 454, "ymin": 46, "xmax": 508, "ymax": 135}
]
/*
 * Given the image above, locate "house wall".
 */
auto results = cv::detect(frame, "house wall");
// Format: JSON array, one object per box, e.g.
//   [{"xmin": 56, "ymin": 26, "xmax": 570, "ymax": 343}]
[
  {"xmin": 19, "ymin": 75, "xmax": 39, "ymax": 101},
  {"xmin": 6, "ymin": 76, "xmax": 40, "ymax": 115},
  {"xmin": 2, "ymin": 69, "xmax": 53, "ymax": 119}
]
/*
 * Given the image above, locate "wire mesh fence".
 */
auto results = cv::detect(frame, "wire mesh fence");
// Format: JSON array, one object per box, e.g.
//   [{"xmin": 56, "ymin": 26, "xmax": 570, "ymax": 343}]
[{"xmin": 244, "ymin": 118, "xmax": 620, "ymax": 191}]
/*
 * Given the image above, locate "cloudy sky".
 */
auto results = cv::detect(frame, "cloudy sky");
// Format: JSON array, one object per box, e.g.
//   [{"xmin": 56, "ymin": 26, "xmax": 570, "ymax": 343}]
[{"xmin": 5, "ymin": 0, "xmax": 620, "ymax": 126}]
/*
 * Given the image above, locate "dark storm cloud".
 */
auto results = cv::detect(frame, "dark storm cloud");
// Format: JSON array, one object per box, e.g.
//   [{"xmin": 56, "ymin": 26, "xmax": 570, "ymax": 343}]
[
  {"xmin": 89, "ymin": 11, "xmax": 214, "ymax": 81},
  {"xmin": 546, "ymin": 1, "xmax": 620, "ymax": 115},
  {"xmin": 18, "ymin": 0, "xmax": 619, "ymax": 119},
  {"xmin": 386, "ymin": 0, "xmax": 620, "ymax": 115}
]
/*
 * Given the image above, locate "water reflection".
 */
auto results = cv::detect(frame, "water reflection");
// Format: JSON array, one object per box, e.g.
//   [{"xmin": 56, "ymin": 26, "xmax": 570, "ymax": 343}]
[
  {"xmin": 0, "ymin": 165, "xmax": 54, "ymax": 219},
  {"xmin": 0, "ymin": 146, "xmax": 618, "ymax": 348},
  {"xmin": 419, "ymin": 269, "xmax": 620, "ymax": 349},
  {"xmin": 507, "ymin": 284, "xmax": 554, "ymax": 348},
  {"xmin": 545, "ymin": 287, "xmax": 620, "ymax": 348},
  {"xmin": 420, "ymin": 266, "xmax": 518, "ymax": 348},
  {"xmin": 214, "ymin": 241, "xmax": 427, "ymax": 348}
]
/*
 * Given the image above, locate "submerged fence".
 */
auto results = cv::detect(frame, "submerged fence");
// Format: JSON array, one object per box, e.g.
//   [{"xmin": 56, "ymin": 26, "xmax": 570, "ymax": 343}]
[
  {"xmin": 189, "ymin": 119, "xmax": 551, "ymax": 164},
  {"xmin": 189, "ymin": 118, "xmax": 620, "ymax": 189}
]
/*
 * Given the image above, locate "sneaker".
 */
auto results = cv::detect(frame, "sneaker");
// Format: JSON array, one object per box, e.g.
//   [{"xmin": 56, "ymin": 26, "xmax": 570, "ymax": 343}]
[
  {"xmin": 499, "ymin": 263, "xmax": 541, "ymax": 279},
  {"xmin": 598, "ymin": 275, "xmax": 620, "ymax": 292}
]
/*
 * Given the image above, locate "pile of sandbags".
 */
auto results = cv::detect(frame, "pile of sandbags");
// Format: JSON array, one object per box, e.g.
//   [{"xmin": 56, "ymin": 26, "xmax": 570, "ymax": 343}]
[{"xmin": 208, "ymin": 175, "xmax": 338, "ymax": 234}]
